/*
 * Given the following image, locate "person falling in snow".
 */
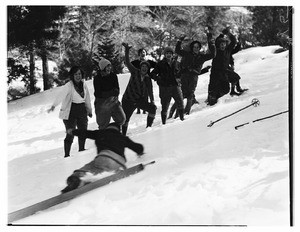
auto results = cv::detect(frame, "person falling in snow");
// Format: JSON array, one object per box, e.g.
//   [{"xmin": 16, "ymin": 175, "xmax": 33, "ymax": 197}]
[
  {"xmin": 121, "ymin": 42, "xmax": 157, "ymax": 135},
  {"xmin": 61, "ymin": 122, "xmax": 144, "ymax": 193}
]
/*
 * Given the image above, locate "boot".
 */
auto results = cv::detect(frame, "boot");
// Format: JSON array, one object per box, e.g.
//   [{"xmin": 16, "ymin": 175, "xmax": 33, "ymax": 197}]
[
  {"xmin": 78, "ymin": 137, "xmax": 86, "ymax": 152},
  {"xmin": 236, "ymin": 81, "xmax": 248, "ymax": 93},
  {"xmin": 161, "ymin": 112, "xmax": 167, "ymax": 125},
  {"xmin": 178, "ymin": 109, "xmax": 185, "ymax": 121},
  {"xmin": 61, "ymin": 174, "xmax": 82, "ymax": 193},
  {"xmin": 230, "ymin": 83, "xmax": 241, "ymax": 96},
  {"xmin": 122, "ymin": 125, "xmax": 128, "ymax": 135},
  {"xmin": 207, "ymin": 93, "xmax": 218, "ymax": 106},
  {"xmin": 184, "ymin": 98, "xmax": 193, "ymax": 115},
  {"xmin": 168, "ymin": 104, "xmax": 177, "ymax": 119},
  {"xmin": 146, "ymin": 116, "xmax": 155, "ymax": 127},
  {"xmin": 192, "ymin": 97, "xmax": 199, "ymax": 105},
  {"xmin": 64, "ymin": 140, "xmax": 72, "ymax": 158}
]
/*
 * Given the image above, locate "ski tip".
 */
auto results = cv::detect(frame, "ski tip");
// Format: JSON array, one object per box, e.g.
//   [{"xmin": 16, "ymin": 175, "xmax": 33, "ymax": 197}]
[{"xmin": 143, "ymin": 160, "xmax": 156, "ymax": 167}]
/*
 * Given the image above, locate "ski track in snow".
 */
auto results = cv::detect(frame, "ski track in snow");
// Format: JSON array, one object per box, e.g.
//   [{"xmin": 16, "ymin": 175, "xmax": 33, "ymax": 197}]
[{"xmin": 7, "ymin": 46, "xmax": 290, "ymax": 226}]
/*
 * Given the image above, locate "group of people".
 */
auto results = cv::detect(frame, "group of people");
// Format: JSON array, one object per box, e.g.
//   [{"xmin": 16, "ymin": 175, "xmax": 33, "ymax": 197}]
[{"xmin": 48, "ymin": 26, "xmax": 247, "ymax": 192}]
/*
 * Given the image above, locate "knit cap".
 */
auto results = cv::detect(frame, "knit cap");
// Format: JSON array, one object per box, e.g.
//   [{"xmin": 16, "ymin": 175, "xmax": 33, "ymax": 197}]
[{"xmin": 98, "ymin": 58, "xmax": 111, "ymax": 71}]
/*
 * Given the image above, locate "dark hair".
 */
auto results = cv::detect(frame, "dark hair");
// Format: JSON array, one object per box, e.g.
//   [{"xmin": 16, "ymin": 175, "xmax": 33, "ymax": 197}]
[
  {"xmin": 68, "ymin": 66, "xmax": 84, "ymax": 91},
  {"xmin": 215, "ymin": 34, "xmax": 227, "ymax": 48},
  {"xmin": 140, "ymin": 60, "xmax": 150, "ymax": 69},
  {"xmin": 69, "ymin": 66, "xmax": 85, "ymax": 82},
  {"xmin": 138, "ymin": 48, "xmax": 147, "ymax": 56},
  {"xmin": 190, "ymin": 41, "xmax": 202, "ymax": 51}
]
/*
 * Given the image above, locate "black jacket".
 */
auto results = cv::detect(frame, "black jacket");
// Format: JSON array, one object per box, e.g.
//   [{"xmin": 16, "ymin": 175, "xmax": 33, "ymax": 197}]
[
  {"xmin": 175, "ymin": 33, "xmax": 216, "ymax": 75},
  {"xmin": 212, "ymin": 32, "xmax": 237, "ymax": 72},
  {"xmin": 151, "ymin": 58, "xmax": 180, "ymax": 87},
  {"xmin": 93, "ymin": 72, "xmax": 120, "ymax": 99},
  {"xmin": 73, "ymin": 128, "xmax": 144, "ymax": 161}
]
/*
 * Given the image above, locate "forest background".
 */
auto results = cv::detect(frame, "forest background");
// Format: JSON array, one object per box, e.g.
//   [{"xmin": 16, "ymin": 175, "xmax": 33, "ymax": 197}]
[{"xmin": 7, "ymin": 5, "xmax": 291, "ymax": 101}]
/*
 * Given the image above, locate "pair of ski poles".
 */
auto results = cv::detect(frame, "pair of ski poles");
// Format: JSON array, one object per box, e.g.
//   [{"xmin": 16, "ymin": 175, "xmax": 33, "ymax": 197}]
[{"xmin": 207, "ymin": 98, "xmax": 288, "ymax": 129}]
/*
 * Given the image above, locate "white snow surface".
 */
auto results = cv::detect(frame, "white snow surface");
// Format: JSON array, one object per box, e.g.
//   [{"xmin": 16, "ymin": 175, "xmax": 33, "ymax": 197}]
[{"xmin": 7, "ymin": 46, "xmax": 291, "ymax": 226}]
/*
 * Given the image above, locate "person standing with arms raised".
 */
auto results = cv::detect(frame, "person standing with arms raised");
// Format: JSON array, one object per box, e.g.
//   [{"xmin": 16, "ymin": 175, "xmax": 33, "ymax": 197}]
[{"xmin": 121, "ymin": 42, "xmax": 157, "ymax": 135}]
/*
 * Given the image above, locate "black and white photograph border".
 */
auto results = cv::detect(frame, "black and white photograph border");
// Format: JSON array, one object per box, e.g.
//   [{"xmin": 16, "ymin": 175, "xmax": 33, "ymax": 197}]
[{"xmin": 1, "ymin": 0, "xmax": 299, "ymax": 231}]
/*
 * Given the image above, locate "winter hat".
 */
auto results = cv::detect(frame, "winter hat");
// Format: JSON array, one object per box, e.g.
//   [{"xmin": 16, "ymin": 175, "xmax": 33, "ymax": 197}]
[
  {"xmin": 164, "ymin": 46, "xmax": 174, "ymax": 54},
  {"xmin": 190, "ymin": 41, "xmax": 202, "ymax": 51},
  {"xmin": 140, "ymin": 60, "xmax": 150, "ymax": 69},
  {"xmin": 106, "ymin": 122, "xmax": 121, "ymax": 131},
  {"xmin": 98, "ymin": 58, "xmax": 111, "ymax": 71}
]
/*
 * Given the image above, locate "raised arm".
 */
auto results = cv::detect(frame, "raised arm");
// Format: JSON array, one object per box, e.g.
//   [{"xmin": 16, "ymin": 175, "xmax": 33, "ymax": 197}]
[
  {"xmin": 222, "ymin": 27, "xmax": 237, "ymax": 52},
  {"xmin": 175, "ymin": 35, "xmax": 187, "ymax": 57},
  {"xmin": 202, "ymin": 28, "xmax": 216, "ymax": 61},
  {"xmin": 122, "ymin": 43, "xmax": 138, "ymax": 74}
]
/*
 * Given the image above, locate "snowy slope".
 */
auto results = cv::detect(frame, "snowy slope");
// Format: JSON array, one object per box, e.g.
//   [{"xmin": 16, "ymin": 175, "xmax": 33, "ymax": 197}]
[{"xmin": 7, "ymin": 46, "xmax": 290, "ymax": 226}]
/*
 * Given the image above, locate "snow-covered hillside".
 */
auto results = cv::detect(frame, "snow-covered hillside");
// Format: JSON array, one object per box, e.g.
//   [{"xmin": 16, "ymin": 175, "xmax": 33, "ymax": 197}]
[{"xmin": 7, "ymin": 46, "xmax": 290, "ymax": 226}]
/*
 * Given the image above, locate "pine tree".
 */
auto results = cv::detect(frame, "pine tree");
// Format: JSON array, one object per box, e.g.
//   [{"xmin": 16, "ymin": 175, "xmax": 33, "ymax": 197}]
[{"xmin": 93, "ymin": 37, "xmax": 123, "ymax": 74}]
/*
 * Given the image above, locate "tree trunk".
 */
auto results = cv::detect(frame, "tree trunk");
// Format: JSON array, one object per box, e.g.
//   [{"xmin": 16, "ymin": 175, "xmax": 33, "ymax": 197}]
[
  {"xmin": 29, "ymin": 46, "xmax": 36, "ymax": 95},
  {"xmin": 41, "ymin": 52, "xmax": 50, "ymax": 90}
]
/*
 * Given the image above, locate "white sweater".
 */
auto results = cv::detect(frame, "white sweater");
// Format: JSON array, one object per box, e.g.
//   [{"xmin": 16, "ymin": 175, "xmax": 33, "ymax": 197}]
[{"xmin": 52, "ymin": 81, "xmax": 92, "ymax": 120}]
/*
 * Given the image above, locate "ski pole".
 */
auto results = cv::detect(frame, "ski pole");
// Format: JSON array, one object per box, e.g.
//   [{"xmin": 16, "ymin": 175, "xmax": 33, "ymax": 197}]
[
  {"xmin": 207, "ymin": 98, "xmax": 260, "ymax": 127},
  {"xmin": 235, "ymin": 110, "xmax": 289, "ymax": 130}
]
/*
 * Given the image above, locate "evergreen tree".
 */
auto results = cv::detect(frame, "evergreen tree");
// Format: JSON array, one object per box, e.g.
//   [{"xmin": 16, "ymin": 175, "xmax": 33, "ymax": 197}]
[
  {"xmin": 8, "ymin": 6, "xmax": 66, "ymax": 92},
  {"xmin": 250, "ymin": 6, "xmax": 289, "ymax": 48},
  {"xmin": 93, "ymin": 37, "xmax": 123, "ymax": 74}
]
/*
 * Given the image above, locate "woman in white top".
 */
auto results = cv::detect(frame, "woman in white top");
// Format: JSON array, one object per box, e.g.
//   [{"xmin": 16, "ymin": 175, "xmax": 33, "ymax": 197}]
[{"xmin": 48, "ymin": 66, "xmax": 92, "ymax": 158}]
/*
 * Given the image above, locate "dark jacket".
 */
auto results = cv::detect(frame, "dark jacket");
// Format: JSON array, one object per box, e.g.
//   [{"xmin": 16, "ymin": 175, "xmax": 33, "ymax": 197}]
[
  {"xmin": 211, "ymin": 32, "xmax": 237, "ymax": 72},
  {"xmin": 175, "ymin": 33, "xmax": 216, "ymax": 75},
  {"xmin": 150, "ymin": 58, "xmax": 180, "ymax": 87},
  {"xmin": 73, "ymin": 128, "xmax": 144, "ymax": 161},
  {"xmin": 93, "ymin": 72, "xmax": 120, "ymax": 99},
  {"xmin": 123, "ymin": 49, "xmax": 154, "ymax": 102}
]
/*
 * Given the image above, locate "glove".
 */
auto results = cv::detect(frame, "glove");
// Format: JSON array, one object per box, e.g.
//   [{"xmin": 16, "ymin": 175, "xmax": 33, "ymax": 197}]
[
  {"xmin": 139, "ymin": 152, "xmax": 145, "ymax": 156},
  {"xmin": 66, "ymin": 128, "xmax": 74, "ymax": 135},
  {"xmin": 47, "ymin": 105, "xmax": 55, "ymax": 113},
  {"xmin": 122, "ymin": 42, "xmax": 132, "ymax": 50}
]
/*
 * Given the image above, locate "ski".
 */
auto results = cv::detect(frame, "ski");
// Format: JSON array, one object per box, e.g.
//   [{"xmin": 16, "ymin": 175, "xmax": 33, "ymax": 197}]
[
  {"xmin": 8, "ymin": 161, "xmax": 155, "ymax": 224},
  {"xmin": 234, "ymin": 110, "xmax": 288, "ymax": 130},
  {"xmin": 207, "ymin": 98, "xmax": 260, "ymax": 127}
]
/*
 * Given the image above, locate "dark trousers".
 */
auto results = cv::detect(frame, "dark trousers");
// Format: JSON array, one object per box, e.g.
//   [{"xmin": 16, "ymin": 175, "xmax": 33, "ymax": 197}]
[
  {"xmin": 63, "ymin": 103, "xmax": 88, "ymax": 155},
  {"xmin": 159, "ymin": 85, "xmax": 184, "ymax": 116},
  {"xmin": 121, "ymin": 98, "xmax": 157, "ymax": 134},
  {"xmin": 208, "ymin": 70, "xmax": 230, "ymax": 99}
]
